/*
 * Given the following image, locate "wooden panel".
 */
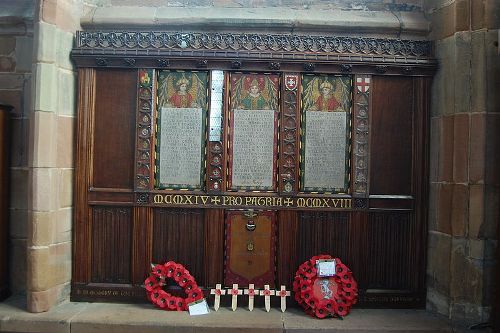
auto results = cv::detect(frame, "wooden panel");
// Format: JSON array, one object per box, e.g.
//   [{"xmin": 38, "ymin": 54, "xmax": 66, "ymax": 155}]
[
  {"xmin": 152, "ymin": 208, "xmax": 205, "ymax": 284},
  {"xmin": 412, "ymin": 77, "xmax": 431, "ymax": 301},
  {"xmin": 73, "ymin": 68, "xmax": 95, "ymax": 283},
  {"xmin": 91, "ymin": 207, "xmax": 133, "ymax": 283},
  {"xmin": 132, "ymin": 207, "xmax": 153, "ymax": 284},
  {"xmin": 92, "ymin": 69, "xmax": 137, "ymax": 189},
  {"xmin": 363, "ymin": 212, "xmax": 416, "ymax": 291},
  {"xmin": 224, "ymin": 211, "xmax": 276, "ymax": 288},
  {"xmin": 370, "ymin": 76, "xmax": 413, "ymax": 195},
  {"xmin": 296, "ymin": 211, "xmax": 350, "ymax": 267},
  {"xmin": 277, "ymin": 210, "xmax": 299, "ymax": 288},
  {"xmin": 203, "ymin": 209, "xmax": 224, "ymax": 286}
]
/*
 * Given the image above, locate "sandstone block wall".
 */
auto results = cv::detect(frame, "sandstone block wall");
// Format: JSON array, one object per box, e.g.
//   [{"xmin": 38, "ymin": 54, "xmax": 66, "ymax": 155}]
[
  {"xmin": 425, "ymin": 0, "xmax": 499, "ymax": 325},
  {"xmin": 0, "ymin": 0, "xmax": 34, "ymax": 296}
]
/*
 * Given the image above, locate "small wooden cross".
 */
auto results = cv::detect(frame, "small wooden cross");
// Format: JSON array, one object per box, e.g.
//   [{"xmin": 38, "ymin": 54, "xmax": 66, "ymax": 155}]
[
  {"xmin": 229, "ymin": 283, "xmax": 243, "ymax": 311},
  {"xmin": 275, "ymin": 285, "xmax": 291, "ymax": 312},
  {"xmin": 243, "ymin": 284, "xmax": 259, "ymax": 311},
  {"xmin": 260, "ymin": 284, "xmax": 275, "ymax": 312},
  {"xmin": 210, "ymin": 283, "xmax": 226, "ymax": 311}
]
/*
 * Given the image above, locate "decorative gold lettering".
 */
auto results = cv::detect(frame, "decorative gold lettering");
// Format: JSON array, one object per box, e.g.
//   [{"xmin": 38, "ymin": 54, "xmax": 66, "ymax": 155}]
[
  {"xmin": 211, "ymin": 196, "xmax": 221, "ymax": 205},
  {"xmin": 184, "ymin": 195, "xmax": 193, "ymax": 204},
  {"xmin": 200, "ymin": 196, "xmax": 209, "ymax": 204},
  {"xmin": 172, "ymin": 195, "xmax": 183, "ymax": 204},
  {"xmin": 332, "ymin": 199, "xmax": 339, "ymax": 208},
  {"xmin": 297, "ymin": 198, "xmax": 305, "ymax": 207},
  {"xmin": 322, "ymin": 198, "xmax": 330, "ymax": 207},
  {"xmin": 284, "ymin": 197, "xmax": 293, "ymax": 207},
  {"xmin": 153, "ymin": 194, "xmax": 164, "ymax": 204},
  {"xmin": 275, "ymin": 197, "xmax": 282, "ymax": 207},
  {"xmin": 165, "ymin": 195, "xmax": 172, "ymax": 204}
]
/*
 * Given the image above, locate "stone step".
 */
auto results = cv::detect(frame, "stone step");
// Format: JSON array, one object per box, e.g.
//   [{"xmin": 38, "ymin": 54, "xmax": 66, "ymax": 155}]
[{"xmin": 0, "ymin": 296, "xmax": 475, "ymax": 333}]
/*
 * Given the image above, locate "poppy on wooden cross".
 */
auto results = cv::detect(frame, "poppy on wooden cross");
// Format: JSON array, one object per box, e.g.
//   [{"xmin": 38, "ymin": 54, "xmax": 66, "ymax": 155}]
[
  {"xmin": 260, "ymin": 284, "xmax": 275, "ymax": 312},
  {"xmin": 229, "ymin": 284, "xmax": 243, "ymax": 311},
  {"xmin": 210, "ymin": 283, "xmax": 226, "ymax": 311},
  {"xmin": 244, "ymin": 284, "xmax": 259, "ymax": 311},
  {"xmin": 275, "ymin": 285, "xmax": 291, "ymax": 312}
]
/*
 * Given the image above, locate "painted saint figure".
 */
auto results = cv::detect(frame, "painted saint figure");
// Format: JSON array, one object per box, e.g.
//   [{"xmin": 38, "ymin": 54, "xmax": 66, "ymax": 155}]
[
  {"xmin": 239, "ymin": 79, "xmax": 269, "ymax": 110},
  {"xmin": 315, "ymin": 81, "xmax": 341, "ymax": 112},
  {"xmin": 168, "ymin": 77, "xmax": 194, "ymax": 108}
]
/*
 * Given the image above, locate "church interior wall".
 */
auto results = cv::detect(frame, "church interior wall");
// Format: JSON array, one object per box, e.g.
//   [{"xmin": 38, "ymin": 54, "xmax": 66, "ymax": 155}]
[{"xmin": 0, "ymin": 0, "xmax": 498, "ymax": 328}]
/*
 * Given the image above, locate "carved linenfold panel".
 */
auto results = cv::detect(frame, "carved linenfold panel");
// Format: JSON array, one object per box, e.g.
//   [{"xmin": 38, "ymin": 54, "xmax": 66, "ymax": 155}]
[
  {"xmin": 92, "ymin": 207, "xmax": 132, "ymax": 284},
  {"xmin": 135, "ymin": 69, "xmax": 155, "ymax": 191},
  {"xmin": 352, "ymin": 74, "xmax": 370, "ymax": 197},
  {"xmin": 77, "ymin": 32, "xmax": 432, "ymax": 58},
  {"xmin": 152, "ymin": 208, "xmax": 205, "ymax": 283},
  {"xmin": 280, "ymin": 74, "xmax": 299, "ymax": 193},
  {"xmin": 365, "ymin": 212, "xmax": 416, "ymax": 291},
  {"xmin": 296, "ymin": 211, "xmax": 350, "ymax": 265}
]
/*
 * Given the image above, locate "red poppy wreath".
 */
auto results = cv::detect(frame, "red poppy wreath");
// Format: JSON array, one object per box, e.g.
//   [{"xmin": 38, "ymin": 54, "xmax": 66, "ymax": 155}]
[
  {"xmin": 293, "ymin": 254, "xmax": 358, "ymax": 319},
  {"xmin": 144, "ymin": 261, "xmax": 203, "ymax": 311}
]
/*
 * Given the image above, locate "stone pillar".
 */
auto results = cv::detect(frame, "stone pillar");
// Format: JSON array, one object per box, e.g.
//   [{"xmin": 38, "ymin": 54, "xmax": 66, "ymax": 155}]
[
  {"xmin": 26, "ymin": 0, "xmax": 83, "ymax": 312},
  {"xmin": 426, "ymin": 0, "xmax": 499, "ymax": 325},
  {"xmin": 0, "ymin": 1, "xmax": 34, "ymax": 297}
]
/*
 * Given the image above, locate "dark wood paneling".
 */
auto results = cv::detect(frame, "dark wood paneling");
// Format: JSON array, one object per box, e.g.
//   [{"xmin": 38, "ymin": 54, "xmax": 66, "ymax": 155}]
[
  {"xmin": 412, "ymin": 77, "xmax": 431, "ymax": 304},
  {"xmin": 92, "ymin": 69, "xmax": 137, "ymax": 189},
  {"xmin": 277, "ymin": 210, "xmax": 299, "ymax": 288},
  {"xmin": 91, "ymin": 207, "xmax": 133, "ymax": 283},
  {"xmin": 370, "ymin": 76, "xmax": 413, "ymax": 196},
  {"xmin": 152, "ymin": 208, "xmax": 205, "ymax": 284},
  {"xmin": 73, "ymin": 68, "xmax": 96, "ymax": 283},
  {"xmin": 363, "ymin": 212, "xmax": 416, "ymax": 291},
  {"xmin": 204, "ymin": 209, "xmax": 224, "ymax": 286},
  {"xmin": 132, "ymin": 207, "xmax": 153, "ymax": 285},
  {"xmin": 296, "ymin": 211, "xmax": 350, "ymax": 267}
]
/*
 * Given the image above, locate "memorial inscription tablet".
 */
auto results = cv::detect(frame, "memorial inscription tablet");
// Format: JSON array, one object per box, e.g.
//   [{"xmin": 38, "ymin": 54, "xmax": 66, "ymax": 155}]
[
  {"xmin": 156, "ymin": 70, "xmax": 208, "ymax": 189},
  {"xmin": 303, "ymin": 111, "xmax": 347, "ymax": 190},
  {"xmin": 158, "ymin": 107, "xmax": 203, "ymax": 188},
  {"xmin": 228, "ymin": 73, "xmax": 279, "ymax": 191},
  {"xmin": 231, "ymin": 109, "xmax": 276, "ymax": 189},
  {"xmin": 301, "ymin": 75, "xmax": 351, "ymax": 192}
]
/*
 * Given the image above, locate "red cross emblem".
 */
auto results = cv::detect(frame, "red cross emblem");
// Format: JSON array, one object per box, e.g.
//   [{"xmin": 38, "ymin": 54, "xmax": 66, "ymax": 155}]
[
  {"xmin": 285, "ymin": 74, "xmax": 298, "ymax": 91},
  {"xmin": 356, "ymin": 77, "xmax": 370, "ymax": 93}
]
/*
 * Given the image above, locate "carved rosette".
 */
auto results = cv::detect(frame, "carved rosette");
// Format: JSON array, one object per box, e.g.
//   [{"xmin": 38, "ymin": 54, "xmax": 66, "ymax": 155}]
[
  {"xmin": 280, "ymin": 74, "xmax": 300, "ymax": 193},
  {"xmin": 352, "ymin": 75, "xmax": 370, "ymax": 196},
  {"xmin": 208, "ymin": 142, "xmax": 223, "ymax": 192},
  {"xmin": 135, "ymin": 69, "xmax": 155, "ymax": 191}
]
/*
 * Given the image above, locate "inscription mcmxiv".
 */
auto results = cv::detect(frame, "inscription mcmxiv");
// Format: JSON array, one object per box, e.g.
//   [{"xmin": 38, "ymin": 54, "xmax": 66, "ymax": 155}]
[{"xmin": 152, "ymin": 194, "xmax": 352, "ymax": 210}]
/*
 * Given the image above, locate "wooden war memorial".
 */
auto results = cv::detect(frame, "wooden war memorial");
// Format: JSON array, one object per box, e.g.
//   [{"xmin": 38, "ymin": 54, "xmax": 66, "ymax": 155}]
[{"xmin": 70, "ymin": 31, "xmax": 435, "ymax": 307}]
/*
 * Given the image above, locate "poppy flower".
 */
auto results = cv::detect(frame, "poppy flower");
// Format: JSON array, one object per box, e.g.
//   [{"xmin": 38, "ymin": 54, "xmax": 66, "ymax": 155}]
[
  {"xmin": 315, "ymin": 306, "xmax": 328, "ymax": 319},
  {"xmin": 151, "ymin": 264, "xmax": 166, "ymax": 277},
  {"xmin": 144, "ymin": 276, "xmax": 160, "ymax": 292}
]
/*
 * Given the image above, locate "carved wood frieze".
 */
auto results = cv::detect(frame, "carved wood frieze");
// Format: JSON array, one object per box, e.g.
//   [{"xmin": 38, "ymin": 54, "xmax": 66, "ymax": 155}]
[
  {"xmin": 72, "ymin": 31, "xmax": 435, "ymax": 73},
  {"xmin": 352, "ymin": 75, "xmax": 370, "ymax": 197},
  {"xmin": 134, "ymin": 69, "xmax": 155, "ymax": 192}
]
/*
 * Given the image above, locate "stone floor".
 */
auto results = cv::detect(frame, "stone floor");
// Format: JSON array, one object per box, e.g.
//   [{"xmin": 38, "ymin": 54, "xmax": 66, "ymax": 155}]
[{"xmin": 0, "ymin": 296, "xmax": 492, "ymax": 333}]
